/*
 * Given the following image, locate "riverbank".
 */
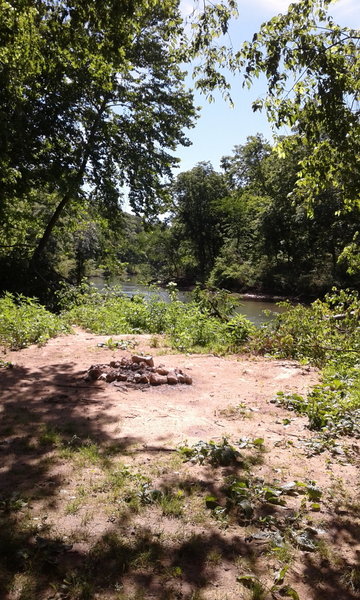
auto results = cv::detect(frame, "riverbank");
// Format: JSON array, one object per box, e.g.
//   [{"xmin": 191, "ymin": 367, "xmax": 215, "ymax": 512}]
[{"xmin": 89, "ymin": 276, "xmax": 290, "ymax": 326}]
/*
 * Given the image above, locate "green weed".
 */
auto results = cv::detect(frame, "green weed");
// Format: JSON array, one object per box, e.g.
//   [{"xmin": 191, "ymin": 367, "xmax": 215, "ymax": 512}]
[
  {"xmin": 159, "ymin": 492, "xmax": 184, "ymax": 518},
  {"xmin": 0, "ymin": 292, "xmax": 69, "ymax": 349},
  {"xmin": 38, "ymin": 425, "xmax": 62, "ymax": 447},
  {"xmin": 62, "ymin": 284, "xmax": 254, "ymax": 353},
  {"xmin": 65, "ymin": 498, "xmax": 82, "ymax": 515},
  {"xmin": 178, "ymin": 437, "xmax": 264, "ymax": 467},
  {"xmin": 255, "ymin": 288, "xmax": 360, "ymax": 438}
]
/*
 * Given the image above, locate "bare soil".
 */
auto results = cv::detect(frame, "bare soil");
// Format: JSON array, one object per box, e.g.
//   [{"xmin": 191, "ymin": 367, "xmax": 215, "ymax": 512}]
[{"xmin": 1, "ymin": 329, "xmax": 359, "ymax": 600}]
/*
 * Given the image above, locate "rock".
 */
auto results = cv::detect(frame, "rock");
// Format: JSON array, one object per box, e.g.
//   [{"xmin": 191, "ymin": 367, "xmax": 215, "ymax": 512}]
[
  {"xmin": 86, "ymin": 366, "xmax": 103, "ymax": 381},
  {"xmin": 86, "ymin": 359, "xmax": 191, "ymax": 387},
  {"xmin": 167, "ymin": 371, "xmax": 178, "ymax": 385},
  {"xmin": 134, "ymin": 373, "xmax": 149, "ymax": 384},
  {"xmin": 156, "ymin": 367, "xmax": 169, "ymax": 376},
  {"xmin": 132, "ymin": 354, "xmax": 154, "ymax": 367},
  {"xmin": 149, "ymin": 373, "xmax": 168, "ymax": 386},
  {"xmin": 177, "ymin": 373, "xmax": 192, "ymax": 385},
  {"xmin": 138, "ymin": 362, "xmax": 149, "ymax": 369},
  {"xmin": 109, "ymin": 361, "xmax": 121, "ymax": 368},
  {"xmin": 106, "ymin": 369, "xmax": 117, "ymax": 382},
  {"xmin": 116, "ymin": 373, "xmax": 128, "ymax": 382}
]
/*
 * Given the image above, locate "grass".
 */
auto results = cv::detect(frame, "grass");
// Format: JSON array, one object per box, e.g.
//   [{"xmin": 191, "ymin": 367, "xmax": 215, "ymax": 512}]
[
  {"xmin": 159, "ymin": 492, "xmax": 184, "ymax": 518},
  {"xmin": 341, "ymin": 566, "xmax": 360, "ymax": 594},
  {"xmin": 38, "ymin": 425, "xmax": 62, "ymax": 447},
  {"xmin": 65, "ymin": 498, "xmax": 83, "ymax": 515},
  {"xmin": 217, "ymin": 402, "xmax": 253, "ymax": 420},
  {"xmin": 0, "ymin": 430, "xmax": 358, "ymax": 600}
]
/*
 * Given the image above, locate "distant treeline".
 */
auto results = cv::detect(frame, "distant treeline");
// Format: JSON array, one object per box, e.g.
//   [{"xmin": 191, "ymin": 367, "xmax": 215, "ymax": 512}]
[{"xmin": 114, "ymin": 135, "xmax": 359, "ymax": 297}]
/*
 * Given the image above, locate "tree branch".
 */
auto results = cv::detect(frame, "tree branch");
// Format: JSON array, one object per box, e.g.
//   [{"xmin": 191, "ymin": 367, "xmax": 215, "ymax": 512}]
[{"xmin": 30, "ymin": 96, "xmax": 110, "ymax": 265}]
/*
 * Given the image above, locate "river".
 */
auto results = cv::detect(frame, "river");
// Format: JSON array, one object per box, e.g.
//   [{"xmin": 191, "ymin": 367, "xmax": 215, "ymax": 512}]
[{"xmin": 89, "ymin": 277, "xmax": 287, "ymax": 326}]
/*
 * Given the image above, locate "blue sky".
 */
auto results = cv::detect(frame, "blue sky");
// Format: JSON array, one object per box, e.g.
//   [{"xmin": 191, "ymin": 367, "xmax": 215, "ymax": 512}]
[{"xmin": 175, "ymin": 0, "xmax": 360, "ymax": 173}]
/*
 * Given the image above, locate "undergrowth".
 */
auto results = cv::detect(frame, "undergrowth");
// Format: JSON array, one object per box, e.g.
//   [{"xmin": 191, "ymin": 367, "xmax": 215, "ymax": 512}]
[
  {"xmin": 0, "ymin": 293, "xmax": 69, "ymax": 349},
  {"xmin": 254, "ymin": 288, "xmax": 360, "ymax": 441},
  {"xmin": 60, "ymin": 283, "xmax": 255, "ymax": 354}
]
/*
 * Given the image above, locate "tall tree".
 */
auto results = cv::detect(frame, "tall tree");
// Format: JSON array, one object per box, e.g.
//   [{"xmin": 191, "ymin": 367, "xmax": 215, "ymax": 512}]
[
  {"xmin": 235, "ymin": 0, "xmax": 360, "ymax": 210},
  {"xmin": 172, "ymin": 162, "xmax": 229, "ymax": 278},
  {"xmin": 2, "ymin": 0, "xmax": 198, "ymax": 265},
  {"xmin": 0, "ymin": 0, "xmax": 237, "ymax": 268}
]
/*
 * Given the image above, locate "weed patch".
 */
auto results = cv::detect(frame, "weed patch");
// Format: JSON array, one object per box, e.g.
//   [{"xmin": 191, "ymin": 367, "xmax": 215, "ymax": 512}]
[
  {"xmin": 61, "ymin": 284, "xmax": 254, "ymax": 354},
  {"xmin": 0, "ymin": 293, "xmax": 69, "ymax": 349},
  {"xmin": 254, "ymin": 288, "xmax": 360, "ymax": 439}
]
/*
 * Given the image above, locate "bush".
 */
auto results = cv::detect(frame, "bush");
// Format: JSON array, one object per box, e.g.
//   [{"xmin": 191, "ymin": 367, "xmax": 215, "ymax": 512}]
[
  {"xmin": 252, "ymin": 288, "xmax": 360, "ymax": 368},
  {"xmin": 0, "ymin": 293, "xmax": 69, "ymax": 349},
  {"xmin": 253, "ymin": 288, "xmax": 360, "ymax": 437},
  {"xmin": 62, "ymin": 284, "xmax": 254, "ymax": 354}
]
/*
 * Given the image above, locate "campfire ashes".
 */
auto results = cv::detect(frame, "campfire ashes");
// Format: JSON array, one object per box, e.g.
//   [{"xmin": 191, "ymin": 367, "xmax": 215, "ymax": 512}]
[{"xmin": 85, "ymin": 355, "xmax": 192, "ymax": 387}]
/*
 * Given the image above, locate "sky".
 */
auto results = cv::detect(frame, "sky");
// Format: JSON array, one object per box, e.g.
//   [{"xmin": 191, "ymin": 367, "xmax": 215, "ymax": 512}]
[{"xmin": 175, "ymin": 0, "xmax": 360, "ymax": 173}]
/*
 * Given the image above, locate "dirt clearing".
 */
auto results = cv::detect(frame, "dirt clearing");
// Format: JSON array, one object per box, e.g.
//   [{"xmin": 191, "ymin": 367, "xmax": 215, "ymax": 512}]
[{"xmin": 0, "ymin": 329, "xmax": 359, "ymax": 600}]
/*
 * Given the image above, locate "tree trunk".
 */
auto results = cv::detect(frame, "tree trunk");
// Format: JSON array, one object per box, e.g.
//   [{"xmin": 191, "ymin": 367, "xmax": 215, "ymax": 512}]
[{"xmin": 30, "ymin": 97, "xmax": 109, "ymax": 266}]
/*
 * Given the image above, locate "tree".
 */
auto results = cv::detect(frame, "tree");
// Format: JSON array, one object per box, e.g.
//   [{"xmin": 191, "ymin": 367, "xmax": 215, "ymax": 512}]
[
  {"xmin": 0, "ymin": 0, "xmax": 242, "ymax": 272},
  {"xmin": 214, "ymin": 134, "xmax": 360, "ymax": 294},
  {"xmin": 2, "ymin": 0, "xmax": 230, "ymax": 268},
  {"xmin": 171, "ymin": 162, "xmax": 229, "ymax": 278},
  {"xmin": 221, "ymin": 134, "xmax": 272, "ymax": 193},
  {"xmin": 235, "ymin": 0, "xmax": 359, "ymax": 210}
]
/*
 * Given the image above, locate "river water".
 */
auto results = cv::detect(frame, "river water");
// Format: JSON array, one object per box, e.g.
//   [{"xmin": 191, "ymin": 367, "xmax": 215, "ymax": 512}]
[{"xmin": 90, "ymin": 277, "xmax": 286, "ymax": 326}]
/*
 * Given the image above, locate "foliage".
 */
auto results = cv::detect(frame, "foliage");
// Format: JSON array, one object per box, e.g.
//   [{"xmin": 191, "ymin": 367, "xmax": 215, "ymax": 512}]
[
  {"xmin": 170, "ymin": 162, "xmax": 229, "ymax": 279},
  {"xmin": 152, "ymin": 135, "xmax": 359, "ymax": 296},
  {"xmin": 178, "ymin": 438, "xmax": 241, "ymax": 467},
  {"xmin": 252, "ymin": 288, "xmax": 360, "ymax": 367},
  {"xmin": 254, "ymin": 288, "xmax": 360, "ymax": 436},
  {"xmin": 0, "ymin": 293, "xmax": 69, "ymax": 349},
  {"xmin": 178, "ymin": 437, "xmax": 264, "ymax": 467},
  {"xmin": 62, "ymin": 283, "xmax": 254, "ymax": 353},
  {"xmin": 237, "ymin": 570, "xmax": 299, "ymax": 600},
  {"xmin": 272, "ymin": 370, "xmax": 360, "ymax": 437},
  {"xmin": 0, "ymin": 0, "xmax": 242, "ymax": 279},
  {"xmin": 0, "ymin": 359, "xmax": 13, "ymax": 368},
  {"xmin": 236, "ymin": 0, "xmax": 360, "ymax": 210},
  {"xmin": 1, "ymin": 0, "xmax": 202, "ymax": 261}
]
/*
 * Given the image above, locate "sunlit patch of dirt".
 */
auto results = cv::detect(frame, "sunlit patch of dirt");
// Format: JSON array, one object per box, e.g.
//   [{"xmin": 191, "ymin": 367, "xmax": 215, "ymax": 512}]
[{"xmin": 0, "ymin": 330, "xmax": 359, "ymax": 600}]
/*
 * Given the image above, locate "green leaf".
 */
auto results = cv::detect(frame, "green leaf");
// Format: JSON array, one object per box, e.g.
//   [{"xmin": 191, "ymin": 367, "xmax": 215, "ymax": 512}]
[
  {"xmin": 237, "ymin": 574, "xmax": 260, "ymax": 589},
  {"xmin": 205, "ymin": 495, "xmax": 220, "ymax": 509},
  {"xmin": 274, "ymin": 564, "xmax": 289, "ymax": 584},
  {"xmin": 278, "ymin": 585, "xmax": 300, "ymax": 599},
  {"xmin": 253, "ymin": 437, "xmax": 265, "ymax": 446}
]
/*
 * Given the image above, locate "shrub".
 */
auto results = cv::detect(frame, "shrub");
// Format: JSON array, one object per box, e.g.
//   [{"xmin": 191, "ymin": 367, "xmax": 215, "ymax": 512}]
[
  {"xmin": 0, "ymin": 293, "xmax": 69, "ymax": 349},
  {"xmin": 252, "ymin": 288, "xmax": 360, "ymax": 368},
  {"xmin": 63, "ymin": 284, "xmax": 254, "ymax": 354},
  {"xmin": 254, "ymin": 289, "xmax": 360, "ymax": 437}
]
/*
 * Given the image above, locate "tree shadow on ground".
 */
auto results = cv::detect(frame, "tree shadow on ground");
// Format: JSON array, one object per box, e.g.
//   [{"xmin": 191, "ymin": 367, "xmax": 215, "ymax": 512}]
[
  {"xmin": 298, "ymin": 501, "xmax": 360, "ymax": 600},
  {"xmin": 0, "ymin": 361, "xmax": 142, "ymax": 598},
  {"xmin": 0, "ymin": 362, "xmax": 359, "ymax": 599}
]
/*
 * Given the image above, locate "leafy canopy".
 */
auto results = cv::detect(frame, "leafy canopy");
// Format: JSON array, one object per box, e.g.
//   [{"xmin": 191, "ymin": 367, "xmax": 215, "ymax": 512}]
[
  {"xmin": 0, "ymin": 0, "xmax": 238, "ymax": 264},
  {"xmin": 233, "ymin": 0, "xmax": 360, "ymax": 210}
]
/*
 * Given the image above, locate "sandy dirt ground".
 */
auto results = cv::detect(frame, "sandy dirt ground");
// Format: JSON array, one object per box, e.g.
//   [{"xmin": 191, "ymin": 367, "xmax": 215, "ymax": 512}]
[{"xmin": 1, "ymin": 329, "xmax": 359, "ymax": 600}]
